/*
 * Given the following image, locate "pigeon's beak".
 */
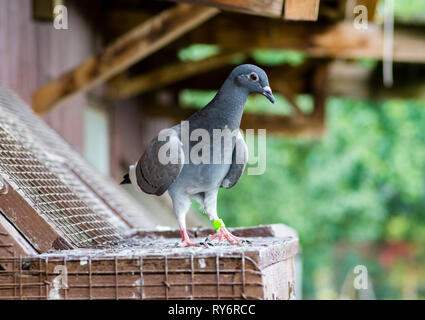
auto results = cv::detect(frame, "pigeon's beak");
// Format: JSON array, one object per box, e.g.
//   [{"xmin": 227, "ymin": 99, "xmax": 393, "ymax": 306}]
[{"xmin": 262, "ymin": 86, "xmax": 275, "ymax": 104}]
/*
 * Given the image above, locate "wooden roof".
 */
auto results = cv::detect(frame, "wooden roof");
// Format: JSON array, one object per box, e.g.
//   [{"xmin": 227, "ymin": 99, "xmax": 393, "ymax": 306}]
[{"xmin": 30, "ymin": 0, "xmax": 425, "ymax": 136}]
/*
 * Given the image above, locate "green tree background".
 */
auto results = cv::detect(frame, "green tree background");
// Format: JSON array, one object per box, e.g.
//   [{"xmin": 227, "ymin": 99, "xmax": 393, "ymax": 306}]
[{"xmin": 218, "ymin": 98, "xmax": 425, "ymax": 299}]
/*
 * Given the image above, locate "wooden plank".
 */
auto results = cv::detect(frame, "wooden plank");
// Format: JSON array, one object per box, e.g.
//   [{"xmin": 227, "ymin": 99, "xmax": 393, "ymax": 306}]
[
  {"xmin": 107, "ymin": 52, "xmax": 245, "ymax": 99},
  {"xmin": 179, "ymin": 14, "xmax": 425, "ymax": 63},
  {"xmin": 32, "ymin": 4, "xmax": 219, "ymax": 114},
  {"xmin": 0, "ymin": 181, "xmax": 73, "ymax": 253},
  {"xmin": 0, "ymin": 213, "xmax": 37, "ymax": 258},
  {"xmin": 284, "ymin": 0, "xmax": 320, "ymax": 21},
  {"xmin": 164, "ymin": 0, "xmax": 284, "ymax": 17}
]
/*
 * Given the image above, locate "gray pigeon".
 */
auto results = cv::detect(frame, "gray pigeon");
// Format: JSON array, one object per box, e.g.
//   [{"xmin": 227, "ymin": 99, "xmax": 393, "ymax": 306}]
[{"xmin": 121, "ymin": 64, "xmax": 275, "ymax": 246}]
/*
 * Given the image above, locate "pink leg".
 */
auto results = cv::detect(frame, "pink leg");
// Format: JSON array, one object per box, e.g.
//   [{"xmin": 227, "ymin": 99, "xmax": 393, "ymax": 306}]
[
  {"xmin": 176, "ymin": 229, "xmax": 199, "ymax": 247},
  {"xmin": 207, "ymin": 227, "xmax": 246, "ymax": 244}
]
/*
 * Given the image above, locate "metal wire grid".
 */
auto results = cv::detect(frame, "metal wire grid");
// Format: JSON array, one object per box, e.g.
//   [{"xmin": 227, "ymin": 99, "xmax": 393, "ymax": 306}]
[
  {"xmin": 0, "ymin": 86, "xmax": 151, "ymax": 230},
  {"xmin": 0, "ymin": 126, "xmax": 122, "ymax": 247},
  {"xmin": 0, "ymin": 254, "xmax": 264, "ymax": 300},
  {"xmin": 0, "ymin": 111, "xmax": 131, "ymax": 234}
]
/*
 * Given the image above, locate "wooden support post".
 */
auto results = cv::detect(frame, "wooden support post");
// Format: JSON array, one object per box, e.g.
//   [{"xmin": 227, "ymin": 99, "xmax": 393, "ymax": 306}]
[
  {"xmin": 284, "ymin": 0, "xmax": 320, "ymax": 21},
  {"xmin": 32, "ymin": 4, "xmax": 219, "ymax": 114},
  {"xmin": 310, "ymin": 63, "xmax": 329, "ymax": 134}
]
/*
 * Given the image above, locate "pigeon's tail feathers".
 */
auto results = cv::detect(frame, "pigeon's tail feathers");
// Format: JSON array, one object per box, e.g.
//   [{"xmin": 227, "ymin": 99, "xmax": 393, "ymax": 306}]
[
  {"xmin": 135, "ymin": 161, "xmax": 168, "ymax": 196},
  {"xmin": 128, "ymin": 162, "xmax": 164, "ymax": 195},
  {"xmin": 120, "ymin": 173, "xmax": 131, "ymax": 185}
]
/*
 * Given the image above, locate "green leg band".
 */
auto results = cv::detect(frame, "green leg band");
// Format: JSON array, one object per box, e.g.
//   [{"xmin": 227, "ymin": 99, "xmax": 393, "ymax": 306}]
[{"xmin": 212, "ymin": 219, "xmax": 225, "ymax": 231}]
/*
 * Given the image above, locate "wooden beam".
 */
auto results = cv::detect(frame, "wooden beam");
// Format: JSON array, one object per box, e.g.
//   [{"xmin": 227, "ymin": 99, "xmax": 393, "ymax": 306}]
[
  {"xmin": 163, "ymin": 0, "xmax": 284, "ymax": 18},
  {"xmin": 107, "ymin": 52, "xmax": 246, "ymax": 99},
  {"xmin": 132, "ymin": 57, "xmax": 425, "ymax": 102},
  {"xmin": 284, "ymin": 0, "xmax": 320, "ymax": 21},
  {"xmin": 179, "ymin": 14, "xmax": 425, "ymax": 63},
  {"xmin": 310, "ymin": 62, "xmax": 328, "ymax": 126},
  {"xmin": 32, "ymin": 4, "xmax": 219, "ymax": 114}
]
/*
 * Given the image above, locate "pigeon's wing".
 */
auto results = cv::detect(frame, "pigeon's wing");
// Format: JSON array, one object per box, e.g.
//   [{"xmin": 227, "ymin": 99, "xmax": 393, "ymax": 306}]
[
  {"xmin": 135, "ymin": 128, "xmax": 184, "ymax": 196},
  {"xmin": 220, "ymin": 131, "xmax": 248, "ymax": 189}
]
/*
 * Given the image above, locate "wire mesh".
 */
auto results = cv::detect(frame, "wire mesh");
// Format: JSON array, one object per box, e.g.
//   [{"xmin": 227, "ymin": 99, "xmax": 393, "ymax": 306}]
[
  {"xmin": 0, "ymin": 123, "xmax": 122, "ymax": 247},
  {"xmin": 0, "ymin": 86, "xmax": 154, "ymax": 231}
]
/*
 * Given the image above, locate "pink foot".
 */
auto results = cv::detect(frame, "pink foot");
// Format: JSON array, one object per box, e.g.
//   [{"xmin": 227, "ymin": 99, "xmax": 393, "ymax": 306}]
[
  {"xmin": 176, "ymin": 229, "xmax": 200, "ymax": 247},
  {"xmin": 207, "ymin": 227, "xmax": 247, "ymax": 245},
  {"xmin": 176, "ymin": 240, "xmax": 199, "ymax": 247}
]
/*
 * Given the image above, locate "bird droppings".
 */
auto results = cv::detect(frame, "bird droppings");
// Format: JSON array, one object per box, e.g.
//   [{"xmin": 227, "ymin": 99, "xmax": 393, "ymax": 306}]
[
  {"xmin": 80, "ymin": 258, "xmax": 88, "ymax": 265},
  {"xmin": 198, "ymin": 258, "xmax": 206, "ymax": 268},
  {"xmin": 134, "ymin": 279, "xmax": 141, "ymax": 293}
]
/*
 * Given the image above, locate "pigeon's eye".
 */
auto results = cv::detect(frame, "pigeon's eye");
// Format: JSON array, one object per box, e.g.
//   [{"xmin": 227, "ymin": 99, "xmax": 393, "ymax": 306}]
[{"xmin": 249, "ymin": 72, "xmax": 259, "ymax": 81}]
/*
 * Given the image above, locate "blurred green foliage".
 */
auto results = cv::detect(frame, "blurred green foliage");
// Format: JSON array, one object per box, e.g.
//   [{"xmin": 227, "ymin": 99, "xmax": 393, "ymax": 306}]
[
  {"xmin": 215, "ymin": 98, "xmax": 425, "ymax": 299},
  {"xmin": 377, "ymin": 0, "xmax": 425, "ymax": 23},
  {"xmin": 178, "ymin": 44, "xmax": 221, "ymax": 61},
  {"xmin": 251, "ymin": 49, "xmax": 305, "ymax": 66}
]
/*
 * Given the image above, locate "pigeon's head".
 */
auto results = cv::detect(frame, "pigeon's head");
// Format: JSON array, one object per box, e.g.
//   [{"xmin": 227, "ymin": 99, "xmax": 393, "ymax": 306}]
[{"xmin": 230, "ymin": 64, "xmax": 275, "ymax": 103}]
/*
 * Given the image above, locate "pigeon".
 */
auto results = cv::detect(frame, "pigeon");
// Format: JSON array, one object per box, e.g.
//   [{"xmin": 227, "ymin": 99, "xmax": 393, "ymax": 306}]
[{"xmin": 121, "ymin": 64, "xmax": 275, "ymax": 247}]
